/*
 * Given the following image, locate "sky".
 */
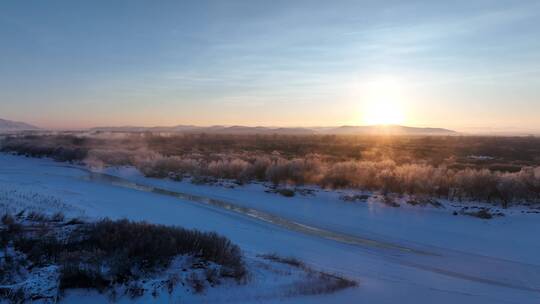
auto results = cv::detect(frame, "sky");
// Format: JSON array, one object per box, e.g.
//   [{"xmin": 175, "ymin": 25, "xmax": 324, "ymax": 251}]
[{"xmin": 1, "ymin": 0, "xmax": 539, "ymax": 132}]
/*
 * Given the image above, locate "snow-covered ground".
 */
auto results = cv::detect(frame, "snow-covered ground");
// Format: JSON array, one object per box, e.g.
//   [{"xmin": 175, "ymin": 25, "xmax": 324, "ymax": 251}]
[
  {"xmin": 1, "ymin": 153, "xmax": 540, "ymax": 303},
  {"xmin": 100, "ymin": 166, "xmax": 540, "ymax": 265}
]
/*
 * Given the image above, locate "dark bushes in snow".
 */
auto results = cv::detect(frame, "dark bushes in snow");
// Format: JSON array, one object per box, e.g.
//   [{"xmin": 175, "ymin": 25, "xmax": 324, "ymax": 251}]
[
  {"xmin": 81, "ymin": 219, "xmax": 245, "ymax": 280},
  {"xmin": 1, "ymin": 135, "xmax": 88, "ymax": 162},
  {"xmin": 1, "ymin": 215, "xmax": 246, "ymax": 296}
]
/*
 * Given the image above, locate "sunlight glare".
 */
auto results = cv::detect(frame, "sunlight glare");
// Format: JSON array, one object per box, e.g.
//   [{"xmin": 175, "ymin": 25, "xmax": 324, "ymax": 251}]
[
  {"xmin": 361, "ymin": 76, "xmax": 406, "ymax": 125},
  {"xmin": 363, "ymin": 100, "xmax": 405, "ymax": 125}
]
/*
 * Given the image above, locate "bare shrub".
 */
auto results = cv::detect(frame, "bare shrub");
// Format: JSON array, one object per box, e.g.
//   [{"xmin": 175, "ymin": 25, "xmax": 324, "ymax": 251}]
[
  {"xmin": 26, "ymin": 211, "xmax": 48, "ymax": 222},
  {"xmin": 207, "ymin": 159, "xmax": 249, "ymax": 180},
  {"xmin": 259, "ymin": 253, "xmax": 305, "ymax": 269},
  {"xmin": 260, "ymin": 253, "xmax": 357, "ymax": 296},
  {"xmin": 242, "ymin": 156, "xmax": 271, "ymax": 180},
  {"xmin": 406, "ymin": 196, "xmax": 442, "ymax": 208},
  {"xmin": 340, "ymin": 194, "xmax": 370, "ymax": 202},
  {"xmin": 277, "ymin": 188, "xmax": 295, "ymax": 197},
  {"xmin": 51, "ymin": 212, "xmax": 65, "ymax": 222},
  {"xmin": 1, "ymin": 213, "xmax": 15, "ymax": 226},
  {"xmin": 126, "ymin": 282, "xmax": 145, "ymax": 298},
  {"xmin": 205, "ymin": 267, "xmax": 221, "ymax": 285},
  {"xmin": 321, "ymin": 161, "xmax": 361, "ymax": 188},
  {"xmin": 60, "ymin": 263, "xmax": 109, "ymax": 291},
  {"xmin": 461, "ymin": 209, "xmax": 494, "ymax": 219},
  {"xmin": 1, "ymin": 213, "xmax": 22, "ymax": 247},
  {"xmin": 382, "ymin": 195, "xmax": 400, "ymax": 208},
  {"xmin": 304, "ymin": 272, "xmax": 358, "ymax": 295},
  {"xmin": 265, "ymin": 158, "xmax": 292, "ymax": 185}
]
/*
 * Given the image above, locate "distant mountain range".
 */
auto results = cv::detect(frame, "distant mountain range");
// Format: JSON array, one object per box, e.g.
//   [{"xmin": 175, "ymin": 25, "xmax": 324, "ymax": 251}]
[
  {"xmin": 91, "ymin": 124, "xmax": 457, "ymax": 135},
  {"xmin": 0, "ymin": 117, "xmax": 458, "ymax": 135},
  {"xmin": 0, "ymin": 118, "xmax": 40, "ymax": 132}
]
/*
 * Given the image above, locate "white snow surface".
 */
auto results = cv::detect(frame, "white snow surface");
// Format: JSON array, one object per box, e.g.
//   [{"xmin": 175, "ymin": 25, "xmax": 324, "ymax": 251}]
[{"xmin": 1, "ymin": 153, "xmax": 539, "ymax": 303}]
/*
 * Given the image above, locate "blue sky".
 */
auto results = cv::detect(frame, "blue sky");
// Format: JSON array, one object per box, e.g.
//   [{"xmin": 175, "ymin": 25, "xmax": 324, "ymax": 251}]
[{"xmin": 1, "ymin": 0, "xmax": 539, "ymax": 132}]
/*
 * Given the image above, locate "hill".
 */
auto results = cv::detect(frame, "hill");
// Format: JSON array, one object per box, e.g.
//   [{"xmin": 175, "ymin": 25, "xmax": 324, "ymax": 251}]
[{"xmin": 0, "ymin": 118, "xmax": 40, "ymax": 132}]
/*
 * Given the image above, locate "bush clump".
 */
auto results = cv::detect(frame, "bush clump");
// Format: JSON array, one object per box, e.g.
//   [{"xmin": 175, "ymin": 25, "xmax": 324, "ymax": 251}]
[{"xmin": 3, "ymin": 216, "xmax": 246, "ymax": 295}]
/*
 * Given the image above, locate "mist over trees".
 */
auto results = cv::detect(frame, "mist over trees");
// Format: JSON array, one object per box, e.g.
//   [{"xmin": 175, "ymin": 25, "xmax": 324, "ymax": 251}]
[{"xmin": 2, "ymin": 133, "xmax": 540, "ymax": 207}]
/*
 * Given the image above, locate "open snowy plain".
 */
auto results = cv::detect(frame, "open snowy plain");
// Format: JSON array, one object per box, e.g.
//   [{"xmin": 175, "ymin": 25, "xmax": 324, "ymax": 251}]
[{"xmin": 1, "ymin": 153, "xmax": 539, "ymax": 303}]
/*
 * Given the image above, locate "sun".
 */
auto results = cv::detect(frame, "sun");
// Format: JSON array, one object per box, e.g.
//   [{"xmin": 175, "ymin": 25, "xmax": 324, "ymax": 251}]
[
  {"xmin": 360, "ymin": 76, "xmax": 406, "ymax": 126},
  {"xmin": 363, "ymin": 100, "xmax": 405, "ymax": 125}
]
